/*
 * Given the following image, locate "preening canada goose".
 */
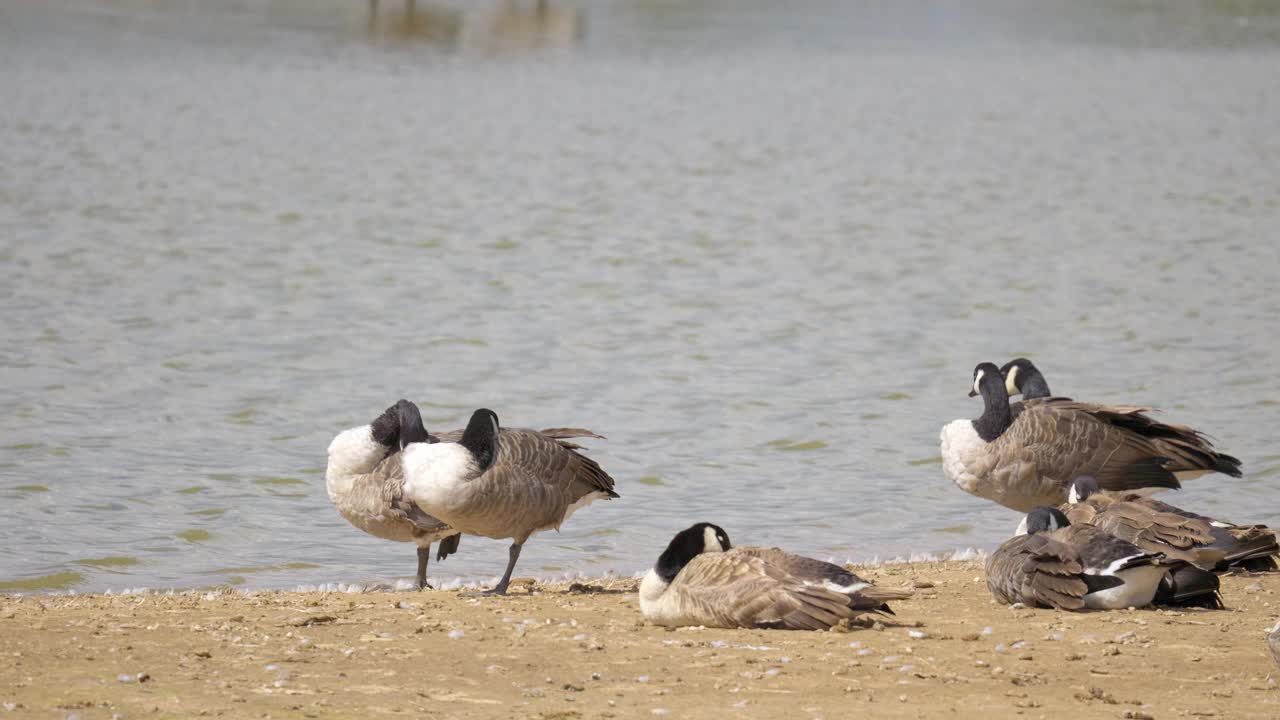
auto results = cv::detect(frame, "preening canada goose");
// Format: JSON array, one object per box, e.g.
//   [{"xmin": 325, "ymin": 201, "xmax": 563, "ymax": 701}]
[
  {"xmin": 987, "ymin": 507, "xmax": 1166, "ymax": 610},
  {"xmin": 638, "ymin": 523, "xmax": 912, "ymax": 630},
  {"xmin": 326, "ymin": 400, "xmax": 607, "ymax": 589},
  {"xmin": 941, "ymin": 363, "xmax": 1242, "ymax": 512},
  {"xmin": 326, "ymin": 401, "xmax": 461, "ymax": 589},
  {"xmin": 1066, "ymin": 476, "xmax": 1278, "ymax": 573},
  {"xmin": 401, "ymin": 404, "xmax": 619, "ymax": 595}
]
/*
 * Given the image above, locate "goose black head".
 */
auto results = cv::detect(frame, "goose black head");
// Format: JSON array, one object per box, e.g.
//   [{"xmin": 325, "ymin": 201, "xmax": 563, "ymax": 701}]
[
  {"xmin": 1000, "ymin": 358, "xmax": 1051, "ymax": 400},
  {"xmin": 654, "ymin": 522, "xmax": 732, "ymax": 583},
  {"xmin": 1023, "ymin": 506, "xmax": 1070, "ymax": 535},
  {"xmin": 1069, "ymin": 475, "xmax": 1100, "ymax": 504},
  {"xmin": 970, "ymin": 362, "xmax": 1014, "ymax": 441},
  {"xmin": 969, "ymin": 362, "xmax": 1005, "ymax": 399},
  {"xmin": 395, "ymin": 399, "xmax": 431, "ymax": 450},
  {"xmin": 370, "ymin": 402, "xmax": 402, "ymax": 448},
  {"xmin": 459, "ymin": 408, "xmax": 500, "ymax": 473}
]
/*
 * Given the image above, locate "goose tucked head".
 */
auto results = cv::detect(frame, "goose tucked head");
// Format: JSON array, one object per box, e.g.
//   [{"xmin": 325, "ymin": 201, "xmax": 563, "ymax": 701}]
[
  {"xmin": 654, "ymin": 522, "xmax": 732, "ymax": 583},
  {"xmin": 459, "ymin": 408, "xmax": 500, "ymax": 473},
  {"xmin": 1023, "ymin": 506, "xmax": 1070, "ymax": 535},
  {"xmin": 370, "ymin": 402, "xmax": 402, "ymax": 448},
  {"xmin": 395, "ymin": 399, "xmax": 431, "ymax": 450},
  {"xmin": 1000, "ymin": 358, "xmax": 1051, "ymax": 400},
  {"xmin": 1069, "ymin": 475, "xmax": 1101, "ymax": 505}
]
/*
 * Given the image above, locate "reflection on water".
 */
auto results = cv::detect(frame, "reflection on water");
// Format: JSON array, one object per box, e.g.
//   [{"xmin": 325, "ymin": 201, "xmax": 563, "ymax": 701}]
[{"xmin": 366, "ymin": 0, "xmax": 583, "ymax": 52}]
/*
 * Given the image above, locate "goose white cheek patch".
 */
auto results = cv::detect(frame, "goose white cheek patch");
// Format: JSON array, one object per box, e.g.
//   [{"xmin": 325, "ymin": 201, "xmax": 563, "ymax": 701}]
[
  {"xmin": 973, "ymin": 369, "xmax": 985, "ymax": 396},
  {"xmin": 1005, "ymin": 366, "xmax": 1020, "ymax": 395},
  {"xmin": 703, "ymin": 526, "xmax": 723, "ymax": 553}
]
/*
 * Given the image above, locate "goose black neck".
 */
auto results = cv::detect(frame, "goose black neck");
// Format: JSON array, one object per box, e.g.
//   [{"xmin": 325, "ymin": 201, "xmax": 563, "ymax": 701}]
[
  {"xmin": 1021, "ymin": 372, "xmax": 1052, "ymax": 400},
  {"xmin": 973, "ymin": 376, "xmax": 1013, "ymax": 442},
  {"xmin": 460, "ymin": 409, "xmax": 499, "ymax": 472}
]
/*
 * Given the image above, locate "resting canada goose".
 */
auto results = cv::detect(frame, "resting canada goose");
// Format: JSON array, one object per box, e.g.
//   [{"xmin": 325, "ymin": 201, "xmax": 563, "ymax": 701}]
[
  {"xmin": 941, "ymin": 363, "xmax": 1242, "ymax": 512},
  {"xmin": 988, "ymin": 507, "xmax": 1166, "ymax": 610},
  {"xmin": 638, "ymin": 523, "xmax": 911, "ymax": 630},
  {"xmin": 400, "ymin": 404, "xmax": 619, "ymax": 595},
  {"xmin": 326, "ymin": 400, "xmax": 606, "ymax": 589},
  {"xmin": 326, "ymin": 401, "xmax": 461, "ymax": 589},
  {"xmin": 1066, "ymin": 476, "xmax": 1278, "ymax": 573}
]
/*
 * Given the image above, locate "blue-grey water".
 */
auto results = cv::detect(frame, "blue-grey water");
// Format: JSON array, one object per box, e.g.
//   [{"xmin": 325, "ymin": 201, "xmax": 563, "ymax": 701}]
[{"xmin": 3, "ymin": 0, "xmax": 1280, "ymax": 593}]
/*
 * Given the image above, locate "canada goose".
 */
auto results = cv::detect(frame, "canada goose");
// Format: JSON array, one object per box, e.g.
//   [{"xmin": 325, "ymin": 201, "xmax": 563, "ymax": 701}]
[
  {"xmin": 941, "ymin": 363, "xmax": 1241, "ymax": 512},
  {"xmin": 1000, "ymin": 358, "xmax": 1242, "ymax": 485},
  {"xmin": 988, "ymin": 507, "xmax": 1166, "ymax": 610},
  {"xmin": 1066, "ymin": 476, "xmax": 1278, "ymax": 573},
  {"xmin": 325, "ymin": 400, "xmax": 606, "ymax": 589},
  {"xmin": 400, "ymin": 404, "xmax": 619, "ymax": 595},
  {"xmin": 638, "ymin": 523, "xmax": 911, "ymax": 630},
  {"xmin": 326, "ymin": 401, "xmax": 461, "ymax": 589}
]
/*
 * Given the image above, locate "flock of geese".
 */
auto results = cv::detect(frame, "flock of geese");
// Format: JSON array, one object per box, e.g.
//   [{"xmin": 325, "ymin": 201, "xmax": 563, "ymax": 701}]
[{"xmin": 324, "ymin": 358, "xmax": 1278, "ymax": 632}]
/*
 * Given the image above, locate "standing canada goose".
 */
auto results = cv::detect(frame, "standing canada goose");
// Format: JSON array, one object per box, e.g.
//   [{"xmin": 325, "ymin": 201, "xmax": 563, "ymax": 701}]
[
  {"xmin": 638, "ymin": 523, "xmax": 911, "ymax": 630},
  {"xmin": 326, "ymin": 401, "xmax": 460, "ymax": 589},
  {"xmin": 1066, "ymin": 476, "xmax": 1278, "ymax": 573},
  {"xmin": 325, "ymin": 400, "xmax": 606, "ymax": 589},
  {"xmin": 941, "ymin": 363, "xmax": 1241, "ymax": 512},
  {"xmin": 987, "ymin": 507, "xmax": 1166, "ymax": 610},
  {"xmin": 400, "ymin": 405, "xmax": 619, "ymax": 595}
]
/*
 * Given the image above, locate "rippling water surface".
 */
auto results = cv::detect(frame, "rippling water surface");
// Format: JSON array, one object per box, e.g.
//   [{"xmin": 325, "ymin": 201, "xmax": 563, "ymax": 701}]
[{"xmin": 3, "ymin": 0, "xmax": 1280, "ymax": 592}]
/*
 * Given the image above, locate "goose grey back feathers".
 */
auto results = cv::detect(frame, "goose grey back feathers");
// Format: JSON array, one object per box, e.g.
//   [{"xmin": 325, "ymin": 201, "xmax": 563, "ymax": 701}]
[
  {"xmin": 411, "ymin": 425, "xmax": 618, "ymax": 543},
  {"xmin": 639, "ymin": 523, "xmax": 911, "ymax": 630},
  {"xmin": 942, "ymin": 362, "xmax": 1242, "ymax": 512},
  {"xmin": 1066, "ymin": 478, "xmax": 1278, "ymax": 572}
]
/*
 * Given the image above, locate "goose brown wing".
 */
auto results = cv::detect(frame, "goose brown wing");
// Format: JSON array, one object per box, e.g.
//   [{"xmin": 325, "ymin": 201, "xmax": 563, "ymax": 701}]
[
  {"xmin": 1124, "ymin": 496, "xmax": 1279, "ymax": 569},
  {"xmin": 986, "ymin": 534, "xmax": 1088, "ymax": 610},
  {"xmin": 1071, "ymin": 497, "xmax": 1219, "ymax": 568},
  {"xmin": 733, "ymin": 547, "xmax": 871, "ymax": 588},
  {"xmin": 673, "ymin": 551, "xmax": 901, "ymax": 630},
  {"xmin": 999, "ymin": 400, "xmax": 1182, "ymax": 493},
  {"xmin": 1051, "ymin": 524, "xmax": 1159, "ymax": 571}
]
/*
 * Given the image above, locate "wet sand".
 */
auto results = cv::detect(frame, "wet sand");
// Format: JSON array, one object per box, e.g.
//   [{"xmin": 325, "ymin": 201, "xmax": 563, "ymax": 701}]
[{"xmin": 2, "ymin": 561, "xmax": 1278, "ymax": 719}]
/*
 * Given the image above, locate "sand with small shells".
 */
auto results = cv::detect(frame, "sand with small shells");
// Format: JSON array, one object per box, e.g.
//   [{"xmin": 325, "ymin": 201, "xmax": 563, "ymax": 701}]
[{"xmin": 2, "ymin": 562, "xmax": 1278, "ymax": 719}]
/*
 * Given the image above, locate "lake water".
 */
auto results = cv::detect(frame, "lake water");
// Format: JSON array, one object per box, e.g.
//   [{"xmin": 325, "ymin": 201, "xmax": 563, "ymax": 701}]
[{"xmin": 3, "ymin": 0, "xmax": 1280, "ymax": 593}]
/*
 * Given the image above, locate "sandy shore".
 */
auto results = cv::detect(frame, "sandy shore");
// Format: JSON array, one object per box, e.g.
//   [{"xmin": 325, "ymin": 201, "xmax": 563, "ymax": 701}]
[{"xmin": 2, "ymin": 561, "xmax": 1278, "ymax": 719}]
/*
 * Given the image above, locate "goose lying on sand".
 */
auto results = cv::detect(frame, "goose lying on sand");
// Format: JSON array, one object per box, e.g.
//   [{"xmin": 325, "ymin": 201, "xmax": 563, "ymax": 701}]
[{"xmin": 639, "ymin": 523, "xmax": 911, "ymax": 630}]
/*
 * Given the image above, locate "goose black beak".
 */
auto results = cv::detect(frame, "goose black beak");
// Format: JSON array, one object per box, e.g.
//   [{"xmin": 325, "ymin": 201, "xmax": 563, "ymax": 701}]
[{"xmin": 968, "ymin": 389, "xmax": 979, "ymax": 398}]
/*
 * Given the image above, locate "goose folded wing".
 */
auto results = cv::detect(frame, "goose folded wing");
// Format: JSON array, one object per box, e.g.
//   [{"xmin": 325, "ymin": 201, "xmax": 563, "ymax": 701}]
[
  {"xmin": 674, "ymin": 553, "xmax": 890, "ymax": 630},
  {"xmin": 987, "ymin": 535, "xmax": 1088, "ymax": 610},
  {"xmin": 1005, "ymin": 401, "xmax": 1181, "ymax": 492}
]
